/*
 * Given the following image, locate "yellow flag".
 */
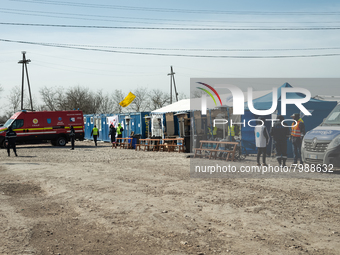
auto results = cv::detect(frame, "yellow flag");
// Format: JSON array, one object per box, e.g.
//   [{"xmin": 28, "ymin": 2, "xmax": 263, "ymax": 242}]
[{"xmin": 119, "ymin": 92, "xmax": 136, "ymax": 107}]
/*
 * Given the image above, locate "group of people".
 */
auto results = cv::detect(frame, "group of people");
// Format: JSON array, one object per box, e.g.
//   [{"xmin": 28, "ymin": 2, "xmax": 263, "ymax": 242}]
[
  {"xmin": 4, "ymin": 125, "xmax": 77, "ymax": 155},
  {"xmin": 90, "ymin": 123, "xmax": 123, "ymax": 148},
  {"xmin": 4, "ymin": 122, "xmax": 125, "ymax": 156},
  {"xmin": 4, "ymin": 114, "xmax": 305, "ymax": 163},
  {"xmin": 255, "ymin": 113, "xmax": 305, "ymax": 166}
]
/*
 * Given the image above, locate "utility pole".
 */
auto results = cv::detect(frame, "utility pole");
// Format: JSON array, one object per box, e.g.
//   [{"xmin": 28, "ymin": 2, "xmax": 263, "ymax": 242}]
[
  {"xmin": 167, "ymin": 66, "xmax": 178, "ymax": 104},
  {"xmin": 18, "ymin": 51, "xmax": 33, "ymax": 111}
]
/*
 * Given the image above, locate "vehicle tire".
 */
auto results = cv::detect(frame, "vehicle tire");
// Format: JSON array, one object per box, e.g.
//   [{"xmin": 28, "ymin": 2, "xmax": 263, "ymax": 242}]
[{"xmin": 56, "ymin": 136, "xmax": 67, "ymax": 146}]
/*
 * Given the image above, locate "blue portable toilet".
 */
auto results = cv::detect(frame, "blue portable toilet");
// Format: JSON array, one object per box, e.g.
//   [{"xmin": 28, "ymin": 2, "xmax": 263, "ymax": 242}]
[
  {"xmin": 84, "ymin": 114, "xmax": 94, "ymax": 140},
  {"xmin": 115, "ymin": 112, "xmax": 150, "ymax": 148},
  {"xmin": 100, "ymin": 114, "xmax": 113, "ymax": 142},
  {"xmin": 85, "ymin": 112, "xmax": 151, "ymax": 143},
  {"xmin": 118, "ymin": 112, "xmax": 150, "ymax": 138},
  {"xmin": 84, "ymin": 114, "xmax": 104, "ymax": 141}
]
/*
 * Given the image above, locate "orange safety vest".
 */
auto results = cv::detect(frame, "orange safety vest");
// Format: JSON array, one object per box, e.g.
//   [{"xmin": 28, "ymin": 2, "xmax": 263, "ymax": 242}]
[{"xmin": 291, "ymin": 119, "xmax": 303, "ymax": 137}]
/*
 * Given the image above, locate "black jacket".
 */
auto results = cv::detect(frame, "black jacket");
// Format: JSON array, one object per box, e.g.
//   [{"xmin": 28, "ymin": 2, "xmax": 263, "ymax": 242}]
[
  {"xmin": 109, "ymin": 127, "xmax": 116, "ymax": 136},
  {"xmin": 69, "ymin": 127, "xmax": 76, "ymax": 138},
  {"xmin": 270, "ymin": 122, "xmax": 290, "ymax": 142},
  {"xmin": 5, "ymin": 129, "xmax": 17, "ymax": 143}
]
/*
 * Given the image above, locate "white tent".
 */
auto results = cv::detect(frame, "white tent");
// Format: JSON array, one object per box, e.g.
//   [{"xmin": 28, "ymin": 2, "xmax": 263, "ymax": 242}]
[
  {"xmin": 151, "ymin": 90, "xmax": 272, "ymax": 114},
  {"xmin": 150, "ymin": 90, "xmax": 272, "ymax": 137},
  {"xmin": 313, "ymin": 95, "xmax": 340, "ymax": 102},
  {"xmin": 151, "ymin": 98, "xmax": 191, "ymax": 114}
]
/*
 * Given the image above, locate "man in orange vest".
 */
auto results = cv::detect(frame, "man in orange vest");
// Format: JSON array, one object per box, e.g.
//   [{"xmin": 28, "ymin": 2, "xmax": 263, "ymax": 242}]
[{"xmin": 290, "ymin": 113, "xmax": 305, "ymax": 164}]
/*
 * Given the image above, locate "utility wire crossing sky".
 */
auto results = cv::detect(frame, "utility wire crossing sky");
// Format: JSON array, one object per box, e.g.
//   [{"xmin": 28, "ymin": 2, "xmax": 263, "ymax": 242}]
[{"xmin": 1, "ymin": 0, "xmax": 340, "ymax": 110}]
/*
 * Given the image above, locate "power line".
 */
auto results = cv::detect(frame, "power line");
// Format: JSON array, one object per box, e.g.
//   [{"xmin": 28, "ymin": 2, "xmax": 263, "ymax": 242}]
[
  {"xmin": 2, "ymin": 8, "xmax": 340, "ymax": 25},
  {"xmin": 4, "ymin": 40, "xmax": 340, "ymax": 52},
  {"xmin": 1, "ymin": 22, "xmax": 340, "ymax": 30},
  {"xmin": 9, "ymin": 0, "xmax": 340, "ymax": 15},
  {"xmin": 2, "ymin": 38, "xmax": 340, "ymax": 58},
  {"xmin": 0, "ymin": 9, "xmax": 192, "ymax": 26}
]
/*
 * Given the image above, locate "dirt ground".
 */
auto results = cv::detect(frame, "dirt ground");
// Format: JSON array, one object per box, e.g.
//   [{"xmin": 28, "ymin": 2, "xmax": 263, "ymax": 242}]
[{"xmin": 0, "ymin": 140, "xmax": 340, "ymax": 255}]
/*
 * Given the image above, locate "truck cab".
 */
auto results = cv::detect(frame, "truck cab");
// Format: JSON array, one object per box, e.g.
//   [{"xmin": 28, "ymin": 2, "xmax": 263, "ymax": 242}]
[{"xmin": 302, "ymin": 103, "xmax": 340, "ymax": 167}]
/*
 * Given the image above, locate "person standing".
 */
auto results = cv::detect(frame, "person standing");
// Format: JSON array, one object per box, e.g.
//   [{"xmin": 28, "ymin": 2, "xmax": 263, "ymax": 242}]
[
  {"xmin": 270, "ymin": 115, "xmax": 290, "ymax": 166},
  {"xmin": 5, "ymin": 126, "xmax": 17, "ymax": 157},
  {"xmin": 207, "ymin": 125, "xmax": 217, "ymax": 138},
  {"xmin": 116, "ymin": 123, "xmax": 123, "ymax": 146},
  {"xmin": 109, "ymin": 124, "xmax": 116, "ymax": 148},
  {"xmin": 91, "ymin": 125, "xmax": 99, "ymax": 146},
  {"xmin": 69, "ymin": 126, "xmax": 76, "ymax": 150},
  {"xmin": 254, "ymin": 117, "xmax": 270, "ymax": 166},
  {"xmin": 228, "ymin": 125, "xmax": 235, "ymax": 141},
  {"xmin": 290, "ymin": 113, "xmax": 305, "ymax": 164}
]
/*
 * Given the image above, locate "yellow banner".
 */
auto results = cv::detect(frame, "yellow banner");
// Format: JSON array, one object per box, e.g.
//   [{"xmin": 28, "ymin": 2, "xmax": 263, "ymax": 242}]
[{"xmin": 119, "ymin": 92, "xmax": 136, "ymax": 107}]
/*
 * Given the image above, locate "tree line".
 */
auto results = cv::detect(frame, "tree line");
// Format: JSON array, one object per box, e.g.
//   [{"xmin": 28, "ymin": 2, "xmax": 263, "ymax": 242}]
[{"xmin": 0, "ymin": 85, "xmax": 187, "ymax": 123}]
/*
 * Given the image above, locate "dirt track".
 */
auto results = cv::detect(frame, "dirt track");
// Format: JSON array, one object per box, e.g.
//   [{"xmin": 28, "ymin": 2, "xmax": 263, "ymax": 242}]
[{"xmin": 0, "ymin": 141, "xmax": 340, "ymax": 255}]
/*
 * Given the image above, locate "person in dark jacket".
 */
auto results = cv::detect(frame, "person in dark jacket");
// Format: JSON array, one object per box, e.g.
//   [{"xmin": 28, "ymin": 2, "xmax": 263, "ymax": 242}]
[
  {"xmin": 69, "ymin": 126, "xmax": 76, "ymax": 150},
  {"xmin": 109, "ymin": 124, "xmax": 116, "ymax": 148},
  {"xmin": 270, "ymin": 115, "xmax": 291, "ymax": 166},
  {"xmin": 5, "ymin": 126, "xmax": 17, "ymax": 157}
]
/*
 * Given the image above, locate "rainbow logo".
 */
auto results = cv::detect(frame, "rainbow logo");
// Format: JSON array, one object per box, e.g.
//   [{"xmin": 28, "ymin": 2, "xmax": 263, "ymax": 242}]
[{"xmin": 196, "ymin": 82, "xmax": 222, "ymax": 106}]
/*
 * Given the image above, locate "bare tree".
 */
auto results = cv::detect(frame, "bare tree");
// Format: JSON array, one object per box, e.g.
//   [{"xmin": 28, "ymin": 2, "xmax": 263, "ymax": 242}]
[
  {"xmin": 178, "ymin": 92, "xmax": 188, "ymax": 100},
  {"xmin": 55, "ymin": 89, "xmax": 68, "ymax": 111},
  {"xmin": 130, "ymin": 87, "xmax": 149, "ymax": 112},
  {"xmin": 66, "ymin": 86, "xmax": 87, "ymax": 111},
  {"xmin": 0, "ymin": 115, "xmax": 7, "ymax": 124},
  {"xmin": 6, "ymin": 86, "xmax": 21, "ymax": 113},
  {"xmin": 112, "ymin": 89, "xmax": 125, "ymax": 113},
  {"xmin": 0, "ymin": 85, "xmax": 10, "ymax": 123},
  {"xmin": 191, "ymin": 89, "xmax": 204, "ymax": 98},
  {"xmin": 40, "ymin": 85, "xmax": 115, "ymax": 114},
  {"xmin": 39, "ymin": 86, "xmax": 60, "ymax": 111},
  {"xmin": 40, "ymin": 86, "xmax": 73, "ymax": 111},
  {"xmin": 88, "ymin": 90, "xmax": 114, "ymax": 114},
  {"xmin": 149, "ymin": 89, "xmax": 170, "ymax": 111},
  {"xmin": 95, "ymin": 90, "xmax": 114, "ymax": 114},
  {"xmin": 23, "ymin": 93, "xmax": 37, "ymax": 110},
  {"xmin": 64, "ymin": 86, "xmax": 100, "ymax": 114}
]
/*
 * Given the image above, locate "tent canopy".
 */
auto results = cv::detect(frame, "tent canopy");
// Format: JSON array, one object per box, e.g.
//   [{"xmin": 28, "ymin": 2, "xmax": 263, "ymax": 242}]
[
  {"xmin": 152, "ymin": 99, "xmax": 191, "ymax": 114},
  {"xmin": 245, "ymin": 82, "xmax": 330, "ymax": 112},
  {"xmin": 152, "ymin": 90, "xmax": 271, "ymax": 114},
  {"xmin": 241, "ymin": 82, "xmax": 338, "ymax": 156}
]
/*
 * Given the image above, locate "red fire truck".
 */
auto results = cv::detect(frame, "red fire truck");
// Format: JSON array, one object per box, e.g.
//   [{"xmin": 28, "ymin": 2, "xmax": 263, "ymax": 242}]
[{"xmin": 0, "ymin": 110, "xmax": 85, "ymax": 148}]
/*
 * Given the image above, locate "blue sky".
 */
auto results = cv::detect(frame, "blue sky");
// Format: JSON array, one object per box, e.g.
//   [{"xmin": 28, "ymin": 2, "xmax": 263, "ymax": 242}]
[{"xmin": 1, "ymin": 0, "xmax": 340, "ymax": 109}]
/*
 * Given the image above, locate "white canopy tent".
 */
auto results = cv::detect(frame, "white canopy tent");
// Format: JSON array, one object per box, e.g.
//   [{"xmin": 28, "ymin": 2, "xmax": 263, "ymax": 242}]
[
  {"xmin": 151, "ymin": 90, "xmax": 271, "ymax": 114},
  {"xmin": 150, "ymin": 90, "xmax": 271, "ymax": 137},
  {"xmin": 313, "ymin": 95, "xmax": 340, "ymax": 102}
]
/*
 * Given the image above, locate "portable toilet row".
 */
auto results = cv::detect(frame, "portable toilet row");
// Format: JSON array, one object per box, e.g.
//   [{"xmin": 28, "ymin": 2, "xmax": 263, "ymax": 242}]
[
  {"xmin": 84, "ymin": 112, "xmax": 151, "ymax": 142},
  {"xmin": 84, "ymin": 114, "xmax": 111, "ymax": 142},
  {"xmin": 118, "ymin": 112, "xmax": 150, "ymax": 138}
]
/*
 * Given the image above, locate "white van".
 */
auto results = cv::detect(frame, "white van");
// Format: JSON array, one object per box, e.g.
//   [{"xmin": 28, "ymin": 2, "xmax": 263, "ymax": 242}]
[{"xmin": 302, "ymin": 103, "xmax": 340, "ymax": 167}]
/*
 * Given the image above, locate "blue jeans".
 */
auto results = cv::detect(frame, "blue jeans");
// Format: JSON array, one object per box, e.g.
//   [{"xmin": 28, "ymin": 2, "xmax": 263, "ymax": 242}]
[{"xmin": 292, "ymin": 138, "xmax": 302, "ymax": 164}]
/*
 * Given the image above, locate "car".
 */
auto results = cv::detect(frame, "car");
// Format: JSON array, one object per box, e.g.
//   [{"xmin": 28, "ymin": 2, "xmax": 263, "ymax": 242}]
[{"xmin": 302, "ymin": 103, "xmax": 340, "ymax": 168}]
